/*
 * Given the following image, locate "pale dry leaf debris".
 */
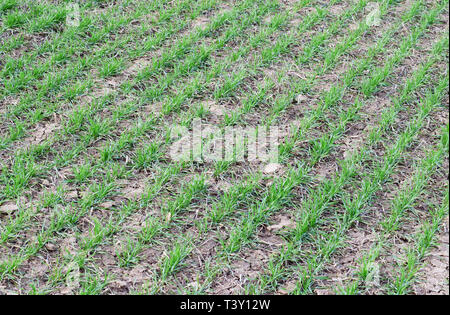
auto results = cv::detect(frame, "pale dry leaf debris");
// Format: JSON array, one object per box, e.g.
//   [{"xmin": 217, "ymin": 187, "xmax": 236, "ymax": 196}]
[
  {"xmin": 59, "ymin": 287, "xmax": 75, "ymax": 295},
  {"xmin": 122, "ymin": 186, "xmax": 144, "ymax": 200},
  {"xmin": 289, "ymin": 17, "xmax": 302, "ymax": 27},
  {"xmin": 187, "ymin": 281, "xmax": 201, "ymax": 290},
  {"xmin": 99, "ymin": 201, "xmax": 115, "ymax": 208},
  {"xmin": 193, "ymin": 16, "xmax": 210, "ymax": 30},
  {"xmin": 0, "ymin": 202, "xmax": 19, "ymax": 214},
  {"xmin": 263, "ymin": 163, "xmax": 282, "ymax": 174},
  {"xmin": 205, "ymin": 101, "xmax": 225, "ymax": 116},
  {"xmin": 45, "ymin": 242, "xmax": 58, "ymax": 251},
  {"xmin": 216, "ymin": 180, "xmax": 232, "ymax": 191},
  {"xmin": 61, "ymin": 236, "xmax": 78, "ymax": 256},
  {"xmin": 277, "ymin": 282, "xmax": 296, "ymax": 295},
  {"xmin": 366, "ymin": 3, "xmax": 382, "ymax": 27},
  {"xmin": 267, "ymin": 216, "xmax": 296, "ymax": 232},
  {"xmin": 295, "ymin": 94, "xmax": 308, "ymax": 104},
  {"xmin": 29, "ymin": 123, "xmax": 59, "ymax": 147},
  {"xmin": 66, "ymin": 190, "xmax": 79, "ymax": 199},
  {"xmin": 125, "ymin": 58, "xmax": 152, "ymax": 76},
  {"xmin": 315, "ymin": 288, "xmax": 333, "ymax": 295},
  {"xmin": 166, "ymin": 212, "xmax": 172, "ymax": 223},
  {"xmin": 343, "ymin": 134, "xmax": 366, "ymax": 159}
]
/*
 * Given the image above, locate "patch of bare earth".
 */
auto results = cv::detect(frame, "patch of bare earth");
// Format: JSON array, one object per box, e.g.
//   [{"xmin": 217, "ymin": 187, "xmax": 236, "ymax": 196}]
[{"xmin": 413, "ymin": 216, "xmax": 449, "ymax": 295}]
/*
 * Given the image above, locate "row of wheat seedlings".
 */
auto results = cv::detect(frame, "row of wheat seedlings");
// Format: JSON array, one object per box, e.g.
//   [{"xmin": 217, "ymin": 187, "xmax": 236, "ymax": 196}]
[
  {"xmin": 220, "ymin": 0, "xmax": 442, "ymax": 257},
  {"xmin": 110, "ymin": 0, "xmax": 394, "ymax": 293},
  {"xmin": 43, "ymin": 0, "xmax": 344, "ymax": 294},
  {"xmin": 247, "ymin": 31, "xmax": 448, "ymax": 294},
  {"xmin": 340, "ymin": 122, "xmax": 448, "ymax": 294},
  {"xmin": 0, "ymin": 0, "xmax": 277, "ymax": 201},
  {"xmin": 0, "ymin": 0, "xmax": 297, "ymax": 285},
  {"xmin": 0, "ymin": 0, "xmax": 317, "ymax": 245},
  {"xmin": 389, "ymin": 183, "xmax": 449, "ymax": 294},
  {"xmin": 39, "ymin": 0, "xmax": 360, "ymax": 293},
  {"xmin": 292, "ymin": 73, "xmax": 448, "ymax": 294},
  {"xmin": 0, "ymin": 0, "xmax": 185, "ymax": 97},
  {"xmin": 136, "ymin": 0, "xmax": 424, "ymax": 294},
  {"xmin": 0, "ymin": 0, "xmax": 223, "ymax": 149}
]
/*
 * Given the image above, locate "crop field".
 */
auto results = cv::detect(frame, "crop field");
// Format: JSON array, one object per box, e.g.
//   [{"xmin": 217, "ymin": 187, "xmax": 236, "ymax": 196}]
[{"xmin": 0, "ymin": 0, "xmax": 448, "ymax": 296}]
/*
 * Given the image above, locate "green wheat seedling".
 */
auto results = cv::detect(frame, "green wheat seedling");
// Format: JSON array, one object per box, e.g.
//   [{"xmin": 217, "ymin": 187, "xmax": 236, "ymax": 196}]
[
  {"xmin": 79, "ymin": 0, "xmax": 438, "ymax": 292},
  {"xmin": 158, "ymin": 238, "xmax": 193, "ymax": 283},
  {"xmin": 289, "ymin": 74, "xmax": 449, "ymax": 295},
  {"xmin": 252, "ymin": 0, "xmax": 441, "ymax": 240},
  {"xmin": 89, "ymin": 0, "xmax": 370, "ymax": 266},
  {"xmin": 0, "ymin": 0, "xmax": 312, "ymax": 227},
  {"xmin": 34, "ymin": 0, "xmax": 338, "ymax": 292},
  {"xmin": 0, "ymin": 0, "xmax": 210, "ymax": 97},
  {"xmin": 78, "ymin": 271, "xmax": 110, "ymax": 295},
  {"xmin": 340, "ymin": 123, "xmax": 449, "ymax": 294},
  {"xmin": 0, "ymin": 0, "xmax": 280, "ymax": 188},
  {"xmin": 0, "ymin": 0, "xmax": 447, "ymax": 295},
  {"xmin": 245, "ymin": 35, "xmax": 448, "ymax": 294},
  {"xmin": 0, "ymin": 0, "xmax": 220, "ymax": 152},
  {"xmin": 0, "ymin": 0, "xmax": 17, "ymax": 14},
  {"xmin": 388, "ymin": 186, "xmax": 449, "ymax": 295},
  {"xmin": 297, "ymin": 0, "xmax": 382, "ymax": 64}
]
